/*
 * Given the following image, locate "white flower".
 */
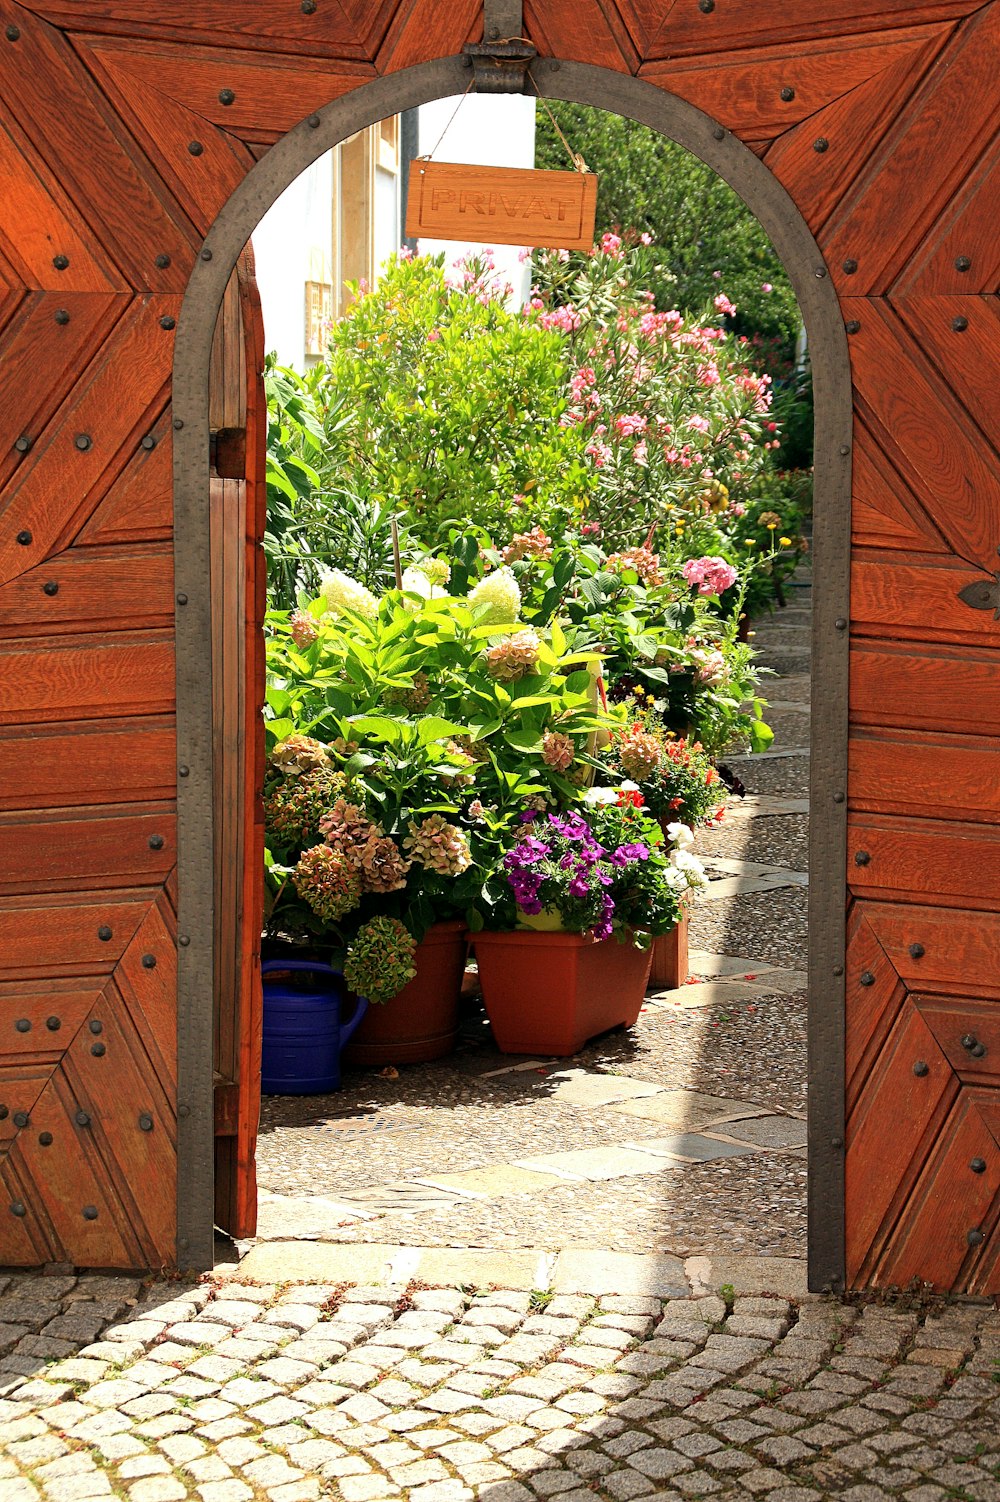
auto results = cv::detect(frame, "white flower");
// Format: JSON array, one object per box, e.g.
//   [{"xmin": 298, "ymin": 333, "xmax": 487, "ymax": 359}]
[
  {"xmin": 319, "ymin": 568, "xmax": 378, "ymax": 620},
  {"xmin": 468, "ymin": 565, "xmax": 521, "ymax": 625},
  {"xmin": 670, "ymin": 848, "xmax": 707, "ymax": 888},
  {"xmin": 665, "ymin": 821, "xmax": 695, "ymax": 851},
  {"xmin": 582, "ymin": 785, "xmax": 619, "ymax": 806}
]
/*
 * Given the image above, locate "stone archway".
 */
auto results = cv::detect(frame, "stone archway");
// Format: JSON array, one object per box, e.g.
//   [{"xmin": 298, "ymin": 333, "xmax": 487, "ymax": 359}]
[{"xmin": 1, "ymin": 2, "xmax": 998, "ymax": 1294}]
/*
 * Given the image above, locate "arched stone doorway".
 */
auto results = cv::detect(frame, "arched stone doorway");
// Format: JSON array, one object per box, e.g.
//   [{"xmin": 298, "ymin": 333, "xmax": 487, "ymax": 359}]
[{"xmin": 0, "ymin": 3, "xmax": 997, "ymax": 1294}]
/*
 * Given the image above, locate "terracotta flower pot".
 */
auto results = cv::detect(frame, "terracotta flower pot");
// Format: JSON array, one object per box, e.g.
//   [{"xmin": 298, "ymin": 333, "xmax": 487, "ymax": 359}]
[
  {"xmin": 473, "ymin": 929, "xmax": 653, "ymax": 1056},
  {"xmin": 342, "ymin": 919, "xmax": 467, "ymax": 1067},
  {"xmin": 647, "ymin": 913, "xmax": 690, "ymax": 990}
]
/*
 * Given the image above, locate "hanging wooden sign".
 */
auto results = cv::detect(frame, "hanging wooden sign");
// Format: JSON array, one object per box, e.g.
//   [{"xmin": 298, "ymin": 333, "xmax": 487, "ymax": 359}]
[{"xmin": 405, "ymin": 160, "xmax": 598, "ymax": 251}]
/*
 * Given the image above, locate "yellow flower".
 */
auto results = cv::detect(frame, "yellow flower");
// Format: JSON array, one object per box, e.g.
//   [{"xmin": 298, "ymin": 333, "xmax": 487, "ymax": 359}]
[
  {"xmin": 765, "ymin": 521, "xmax": 777, "ymax": 530},
  {"xmin": 745, "ymin": 538, "xmax": 757, "ymax": 548},
  {"xmin": 779, "ymin": 536, "xmax": 792, "ymax": 547},
  {"xmin": 646, "ymin": 693, "xmax": 656, "ymax": 704},
  {"xmin": 633, "ymin": 686, "xmax": 645, "ymax": 698}
]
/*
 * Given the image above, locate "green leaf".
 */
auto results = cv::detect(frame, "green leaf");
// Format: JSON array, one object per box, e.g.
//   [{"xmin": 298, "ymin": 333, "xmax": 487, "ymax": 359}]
[
  {"xmin": 505, "ymin": 728, "xmax": 544, "ymax": 752},
  {"xmin": 416, "ymin": 716, "xmax": 465, "ymax": 745},
  {"xmin": 748, "ymin": 718, "xmax": 775, "ymax": 753}
]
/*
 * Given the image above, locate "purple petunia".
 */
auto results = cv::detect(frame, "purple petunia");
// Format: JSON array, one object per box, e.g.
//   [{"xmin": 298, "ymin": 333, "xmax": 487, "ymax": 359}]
[{"xmin": 610, "ymin": 842, "xmax": 650, "ymax": 866}]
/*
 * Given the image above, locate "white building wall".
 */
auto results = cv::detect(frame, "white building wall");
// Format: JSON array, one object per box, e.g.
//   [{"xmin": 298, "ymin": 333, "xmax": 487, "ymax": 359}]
[
  {"xmin": 254, "ymin": 96, "xmax": 537, "ymax": 368},
  {"xmin": 253, "ymin": 153, "xmax": 334, "ymax": 370}
]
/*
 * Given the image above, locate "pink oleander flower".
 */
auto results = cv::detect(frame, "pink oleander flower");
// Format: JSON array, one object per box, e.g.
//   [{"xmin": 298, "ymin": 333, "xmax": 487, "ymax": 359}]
[
  {"xmin": 714, "ymin": 293, "xmax": 737, "ymax": 316},
  {"xmin": 599, "ymin": 231, "xmax": 623, "ymax": 256},
  {"xmin": 404, "ymin": 815, "xmax": 472, "ymax": 877},
  {"xmin": 486, "ymin": 629, "xmax": 541, "ymax": 682},
  {"xmin": 682, "ymin": 556, "xmax": 738, "ymax": 597},
  {"xmin": 542, "ymin": 730, "xmax": 575, "ymax": 773},
  {"xmin": 289, "ymin": 609, "xmax": 318, "ymax": 649},
  {"xmin": 614, "ymin": 413, "xmax": 647, "ymax": 438},
  {"xmin": 607, "ymin": 547, "xmax": 663, "ymax": 587},
  {"xmin": 293, "ymin": 844, "xmax": 363, "ymax": 923},
  {"xmin": 687, "ymin": 415, "xmax": 711, "ymax": 434},
  {"xmin": 270, "ymin": 734, "xmax": 330, "ymax": 776}
]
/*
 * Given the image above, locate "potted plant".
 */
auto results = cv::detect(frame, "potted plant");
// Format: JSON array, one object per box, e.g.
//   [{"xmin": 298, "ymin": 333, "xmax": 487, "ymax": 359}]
[
  {"xmin": 473, "ymin": 794, "xmax": 706, "ymax": 1055},
  {"xmin": 599, "ymin": 711, "xmax": 726, "ymax": 987}
]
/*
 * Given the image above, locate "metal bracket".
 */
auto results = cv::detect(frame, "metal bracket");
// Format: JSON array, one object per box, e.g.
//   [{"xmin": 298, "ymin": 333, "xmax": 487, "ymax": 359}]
[
  {"xmin": 957, "ymin": 571, "xmax": 1000, "ymax": 619},
  {"xmin": 463, "ymin": 0, "xmax": 535, "ymax": 93}
]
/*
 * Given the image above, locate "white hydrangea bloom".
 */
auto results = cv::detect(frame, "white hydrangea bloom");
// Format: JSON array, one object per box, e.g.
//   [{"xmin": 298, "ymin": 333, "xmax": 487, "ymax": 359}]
[
  {"xmin": 468, "ymin": 565, "xmax": 521, "ymax": 625},
  {"xmin": 319, "ymin": 568, "xmax": 379, "ymax": 620},
  {"xmin": 401, "ymin": 566, "xmax": 436, "ymax": 606}
]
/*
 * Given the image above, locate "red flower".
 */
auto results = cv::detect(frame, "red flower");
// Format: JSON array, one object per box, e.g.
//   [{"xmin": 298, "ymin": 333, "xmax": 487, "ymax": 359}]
[{"xmin": 617, "ymin": 788, "xmax": 643, "ymax": 808}]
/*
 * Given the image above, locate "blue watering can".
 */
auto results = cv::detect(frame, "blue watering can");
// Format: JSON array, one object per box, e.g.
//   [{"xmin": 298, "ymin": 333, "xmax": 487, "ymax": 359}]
[{"xmin": 260, "ymin": 959, "xmax": 368, "ymax": 1095}]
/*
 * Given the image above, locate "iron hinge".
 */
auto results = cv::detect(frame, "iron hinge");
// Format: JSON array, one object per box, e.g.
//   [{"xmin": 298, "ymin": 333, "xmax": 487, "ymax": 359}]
[
  {"xmin": 464, "ymin": 0, "xmax": 535, "ymax": 93},
  {"xmin": 957, "ymin": 571, "xmax": 1000, "ymax": 619}
]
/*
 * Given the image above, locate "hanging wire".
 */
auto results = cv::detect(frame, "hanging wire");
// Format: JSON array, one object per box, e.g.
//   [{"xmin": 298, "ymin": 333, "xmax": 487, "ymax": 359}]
[
  {"xmin": 527, "ymin": 76, "xmax": 590, "ymax": 174},
  {"xmin": 418, "ymin": 79, "xmax": 476, "ymax": 162}
]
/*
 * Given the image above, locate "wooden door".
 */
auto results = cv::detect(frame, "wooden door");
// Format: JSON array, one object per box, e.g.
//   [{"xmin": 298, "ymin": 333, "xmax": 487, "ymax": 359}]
[{"xmin": 209, "ymin": 247, "xmax": 266, "ymax": 1241}]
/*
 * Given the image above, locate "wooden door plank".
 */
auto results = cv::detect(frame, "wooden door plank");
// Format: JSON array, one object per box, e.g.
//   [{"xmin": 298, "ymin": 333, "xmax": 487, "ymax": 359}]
[
  {"xmin": 764, "ymin": 28, "xmax": 951, "ymax": 239},
  {"xmin": 845, "ymin": 905, "xmax": 905, "ymax": 1114},
  {"xmin": 851, "ymin": 642, "xmax": 1000, "ymax": 737},
  {"xmin": 0, "ymin": 110, "xmax": 125, "ymax": 292},
  {"xmin": 891, "ymin": 294, "xmax": 1000, "ymax": 452},
  {"xmin": 0, "ymin": 292, "xmax": 128, "ymax": 500},
  {"xmin": 115, "ymin": 890, "xmax": 178, "ymax": 1092},
  {"xmin": 0, "ymin": 892, "xmax": 150, "ymax": 980},
  {"xmin": 0, "ymin": 805, "xmax": 175, "ymax": 896},
  {"xmin": 850, "ymin": 417, "xmax": 949, "ymax": 555},
  {"xmin": 0, "ymin": 4, "xmax": 200, "ymax": 287},
  {"xmin": 18, "ymin": 1, "xmax": 372, "ymax": 58},
  {"xmin": 874, "ymin": 1092, "xmax": 998, "ymax": 1290},
  {"xmin": 916, "ymin": 1001, "xmax": 1000, "ymax": 1090},
  {"xmin": 846, "ymin": 997, "xmax": 957, "ymax": 1286},
  {"xmin": 0, "ymin": 1158, "xmax": 55, "ymax": 1265},
  {"xmin": 377, "ymin": 0, "xmax": 480, "ymax": 72},
  {"xmin": 850, "ymin": 552, "xmax": 1000, "ymax": 646},
  {"xmin": 893, "ymin": 130, "xmax": 1000, "ymax": 296},
  {"xmin": 12, "ymin": 1066, "xmax": 144, "ymax": 1266},
  {"xmin": 0, "ymin": 544, "xmax": 173, "ymax": 638},
  {"xmin": 821, "ymin": 5, "xmax": 1000, "ymax": 293},
  {"xmin": 648, "ymin": 0, "xmax": 978, "ymax": 58},
  {"xmin": 847, "ymin": 300, "xmax": 1000, "ymax": 570},
  {"xmin": 850, "ymin": 733, "xmax": 1000, "ymax": 826},
  {"xmin": 76, "ymin": 409, "xmax": 173, "ymax": 546},
  {"xmin": 90, "ymin": 55, "xmax": 255, "ymax": 238},
  {"xmin": 0, "ymin": 632, "xmax": 174, "ymax": 725},
  {"xmin": 0, "ymin": 986, "xmax": 102, "ymax": 1067},
  {"xmin": 82, "ymin": 36, "xmax": 378, "ymax": 144},
  {"xmin": 640, "ymin": 27, "xmax": 943, "ymax": 143},
  {"xmin": 524, "ymin": 0, "xmax": 636, "ymax": 72},
  {"xmin": 0, "ymin": 296, "xmax": 180, "ymax": 584},
  {"xmin": 848, "ymin": 816, "xmax": 1000, "ymax": 907},
  {"xmin": 865, "ymin": 902, "xmax": 1000, "ymax": 996},
  {"xmin": 0, "ymin": 716, "xmax": 176, "ymax": 812},
  {"xmin": 60, "ymin": 986, "xmax": 176, "ymax": 1264}
]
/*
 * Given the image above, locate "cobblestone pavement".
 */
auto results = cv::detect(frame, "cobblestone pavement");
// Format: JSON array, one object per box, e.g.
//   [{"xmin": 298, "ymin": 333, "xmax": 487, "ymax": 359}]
[
  {"xmin": 3, "ymin": 1265, "xmax": 1000, "ymax": 1502},
  {"xmin": 251, "ymin": 580, "xmax": 814, "ymax": 1261}
]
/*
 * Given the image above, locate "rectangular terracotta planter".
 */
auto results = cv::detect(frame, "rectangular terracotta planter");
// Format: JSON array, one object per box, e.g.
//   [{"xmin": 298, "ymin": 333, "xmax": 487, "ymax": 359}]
[
  {"xmin": 648, "ymin": 913, "xmax": 689, "ymax": 990},
  {"xmin": 473, "ymin": 930, "xmax": 653, "ymax": 1056}
]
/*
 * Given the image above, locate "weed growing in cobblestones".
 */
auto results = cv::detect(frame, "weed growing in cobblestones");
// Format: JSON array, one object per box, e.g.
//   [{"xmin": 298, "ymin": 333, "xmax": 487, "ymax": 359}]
[{"xmin": 529, "ymin": 1289, "xmax": 555, "ymax": 1312}]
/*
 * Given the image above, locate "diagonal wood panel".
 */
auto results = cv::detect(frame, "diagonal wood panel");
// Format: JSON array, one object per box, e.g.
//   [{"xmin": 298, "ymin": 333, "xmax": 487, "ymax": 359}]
[
  {"xmin": 646, "ymin": 0, "xmax": 980, "ymax": 61},
  {"xmin": 821, "ymin": 6, "xmax": 1000, "ymax": 292},
  {"xmin": 892, "ymin": 131, "xmax": 1000, "ymax": 296},
  {"xmin": 79, "ymin": 35, "xmax": 378, "ymax": 146},
  {"xmin": 376, "ymin": 0, "xmax": 481, "ymax": 73},
  {"xmin": 0, "ymin": 296, "xmax": 180, "ymax": 584},
  {"xmin": 847, "ymin": 299, "xmax": 1000, "ymax": 570},
  {"xmin": 891, "ymin": 293, "xmax": 1000, "ymax": 454},
  {"xmin": 15, "ymin": 0, "xmax": 373, "ymax": 58},
  {"xmin": 524, "ymin": 0, "xmax": 636, "ymax": 72},
  {"xmin": 639, "ymin": 27, "xmax": 947, "ymax": 144}
]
